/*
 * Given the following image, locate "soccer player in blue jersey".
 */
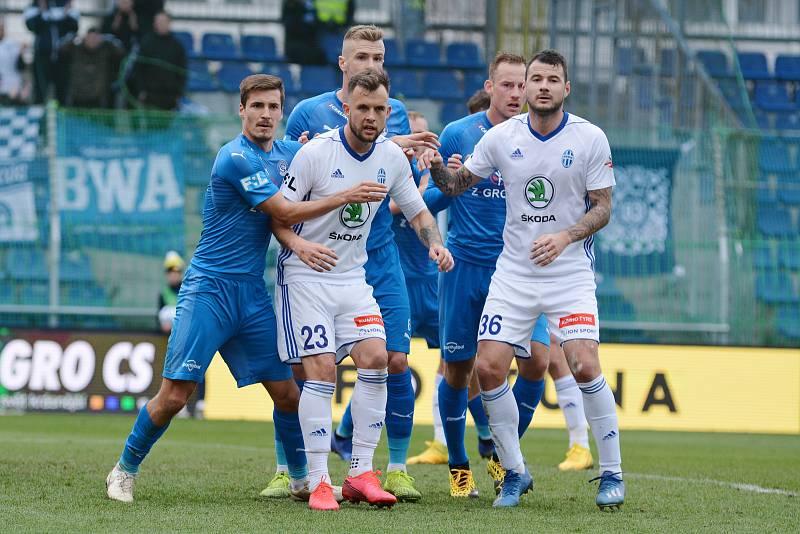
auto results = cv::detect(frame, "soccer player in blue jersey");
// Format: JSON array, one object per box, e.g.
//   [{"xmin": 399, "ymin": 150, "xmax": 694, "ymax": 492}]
[
  {"xmin": 106, "ymin": 74, "xmax": 388, "ymax": 503},
  {"xmin": 268, "ymin": 24, "xmax": 436, "ymax": 502},
  {"xmin": 422, "ymin": 53, "xmax": 553, "ymax": 498}
]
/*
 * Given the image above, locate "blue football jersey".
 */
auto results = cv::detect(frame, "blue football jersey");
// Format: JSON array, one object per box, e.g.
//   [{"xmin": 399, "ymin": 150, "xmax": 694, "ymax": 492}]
[
  {"xmin": 392, "ymin": 165, "xmax": 437, "ymax": 280},
  {"xmin": 191, "ymin": 135, "xmax": 301, "ymax": 278},
  {"xmin": 423, "ymin": 111, "xmax": 505, "ymax": 267},
  {"xmin": 284, "ymin": 90, "xmax": 411, "ymax": 251}
]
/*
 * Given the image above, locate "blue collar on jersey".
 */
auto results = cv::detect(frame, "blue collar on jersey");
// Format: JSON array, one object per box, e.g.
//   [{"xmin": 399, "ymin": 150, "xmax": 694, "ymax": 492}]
[
  {"xmin": 527, "ymin": 111, "xmax": 569, "ymax": 142},
  {"xmin": 339, "ymin": 126, "xmax": 377, "ymax": 161}
]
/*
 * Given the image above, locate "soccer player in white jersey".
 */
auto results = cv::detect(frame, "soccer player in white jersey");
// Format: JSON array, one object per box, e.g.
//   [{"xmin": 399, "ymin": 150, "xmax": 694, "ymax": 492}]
[
  {"xmin": 428, "ymin": 49, "xmax": 624, "ymax": 510},
  {"xmin": 274, "ymin": 69, "xmax": 453, "ymax": 511}
]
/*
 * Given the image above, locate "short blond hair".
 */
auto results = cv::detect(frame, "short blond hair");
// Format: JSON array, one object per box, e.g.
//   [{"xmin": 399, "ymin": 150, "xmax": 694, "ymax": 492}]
[
  {"xmin": 407, "ymin": 111, "xmax": 425, "ymax": 122},
  {"xmin": 343, "ymin": 24, "xmax": 384, "ymax": 45}
]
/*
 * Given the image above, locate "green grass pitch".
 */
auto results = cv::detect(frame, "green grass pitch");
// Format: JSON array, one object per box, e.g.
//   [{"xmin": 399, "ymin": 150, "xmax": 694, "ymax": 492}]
[{"xmin": 1, "ymin": 414, "xmax": 797, "ymax": 533}]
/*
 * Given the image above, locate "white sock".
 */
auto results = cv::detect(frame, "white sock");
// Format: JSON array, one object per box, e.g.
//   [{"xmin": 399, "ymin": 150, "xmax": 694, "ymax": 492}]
[
  {"xmin": 298, "ymin": 380, "xmax": 334, "ymax": 490},
  {"xmin": 481, "ymin": 380, "xmax": 524, "ymax": 474},
  {"xmin": 290, "ymin": 476, "xmax": 309, "ymax": 492},
  {"xmin": 578, "ymin": 375, "xmax": 622, "ymax": 475},
  {"xmin": 275, "ymin": 464, "xmax": 288, "ymax": 474},
  {"xmin": 554, "ymin": 375, "xmax": 590, "ymax": 449},
  {"xmin": 349, "ymin": 368, "xmax": 387, "ymax": 477},
  {"xmin": 433, "ymin": 373, "xmax": 446, "ymax": 444}
]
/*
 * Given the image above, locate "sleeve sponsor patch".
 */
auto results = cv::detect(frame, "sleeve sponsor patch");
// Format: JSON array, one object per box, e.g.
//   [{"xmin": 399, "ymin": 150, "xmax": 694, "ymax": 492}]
[{"xmin": 240, "ymin": 171, "xmax": 271, "ymax": 192}]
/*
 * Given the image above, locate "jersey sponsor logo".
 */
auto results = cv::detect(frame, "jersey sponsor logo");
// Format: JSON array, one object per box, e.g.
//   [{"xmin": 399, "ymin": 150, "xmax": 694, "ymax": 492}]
[
  {"xmin": 358, "ymin": 325, "xmax": 384, "ymax": 337},
  {"xmin": 331, "ymin": 168, "xmax": 344, "ymax": 179},
  {"xmin": 354, "ymin": 314, "xmax": 384, "ymax": 327},
  {"xmin": 283, "ymin": 174, "xmax": 297, "ymax": 191},
  {"xmin": 326, "ymin": 103, "xmax": 347, "ymax": 120},
  {"xmin": 525, "ymin": 175, "xmax": 554, "ymax": 209},
  {"xmin": 340, "ymin": 202, "xmax": 371, "ymax": 228},
  {"xmin": 558, "ymin": 313, "xmax": 596, "ymax": 328},
  {"xmin": 377, "ymin": 167, "xmax": 386, "ymax": 184},
  {"xmin": 240, "ymin": 171, "xmax": 271, "ymax": 192},
  {"xmin": 181, "ymin": 360, "xmax": 202, "ymax": 371},
  {"xmin": 471, "ymin": 186, "xmax": 506, "ymax": 199},
  {"xmin": 329, "ymin": 231, "xmax": 362, "ymax": 241},
  {"xmin": 511, "ymin": 148, "xmax": 524, "ymax": 159},
  {"xmin": 521, "ymin": 214, "xmax": 556, "ymax": 222},
  {"xmin": 562, "ymin": 149, "xmax": 574, "ymax": 168},
  {"xmin": 444, "ymin": 341, "xmax": 465, "ymax": 353}
]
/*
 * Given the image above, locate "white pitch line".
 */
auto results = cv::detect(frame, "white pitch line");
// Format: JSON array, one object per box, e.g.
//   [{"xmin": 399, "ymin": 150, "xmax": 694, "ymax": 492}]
[{"xmin": 627, "ymin": 472, "xmax": 798, "ymax": 497}]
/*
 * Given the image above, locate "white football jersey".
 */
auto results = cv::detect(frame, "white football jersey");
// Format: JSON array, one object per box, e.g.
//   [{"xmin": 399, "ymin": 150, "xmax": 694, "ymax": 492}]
[
  {"xmin": 277, "ymin": 128, "xmax": 426, "ymax": 285},
  {"xmin": 465, "ymin": 112, "xmax": 615, "ymax": 282}
]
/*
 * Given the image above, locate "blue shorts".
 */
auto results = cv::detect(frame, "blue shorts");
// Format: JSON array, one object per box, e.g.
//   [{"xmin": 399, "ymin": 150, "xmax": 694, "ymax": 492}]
[
  {"xmin": 163, "ymin": 267, "xmax": 292, "ymax": 387},
  {"xmin": 407, "ymin": 275, "xmax": 439, "ymax": 349},
  {"xmin": 365, "ymin": 242, "xmax": 411, "ymax": 354},
  {"xmin": 439, "ymin": 259, "xmax": 549, "ymax": 362}
]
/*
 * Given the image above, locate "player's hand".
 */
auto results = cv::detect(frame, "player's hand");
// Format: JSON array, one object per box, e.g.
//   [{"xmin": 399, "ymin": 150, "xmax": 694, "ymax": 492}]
[
  {"xmin": 298, "ymin": 131, "xmax": 311, "ymax": 144},
  {"xmin": 420, "ymin": 148, "xmax": 444, "ymax": 171},
  {"xmin": 392, "ymin": 131, "xmax": 441, "ymax": 151},
  {"xmin": 429, "ymin": 244, "xmax": 454, "ymax": 272},
  {"xmin": 341, "ymin": 181, "xmax": 388, "ymax": 204},
  {"xmin": 531, "ymin": 231, "xmax": 571, "ymax": 266},
  {"xmin": 403, "ymin": 147, "xmax": 414, "ymax": 163},
  {"xmin": 447, "ymin": 153, "xmax": 463, "ymax": 170},
  {"xmin": 293, "ymin": 239, "xmax": 338, "ymax": 272}
]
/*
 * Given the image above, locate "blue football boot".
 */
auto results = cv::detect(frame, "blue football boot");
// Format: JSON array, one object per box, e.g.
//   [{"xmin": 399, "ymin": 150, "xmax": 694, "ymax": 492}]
[
  {"xmin": 331, "ymin": 432, "xmax": 353, "ymax": 462},
  {"xmin": 492, "ymin": 468, "xmax": 533, "ymax": 508},
  {"xmin": 591, "ymin": 471, "xmax": 625, "ymax": 511}
]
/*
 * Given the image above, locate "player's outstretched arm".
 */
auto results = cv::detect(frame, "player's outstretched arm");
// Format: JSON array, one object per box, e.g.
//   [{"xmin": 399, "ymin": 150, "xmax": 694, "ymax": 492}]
[
  {"xmin": 271, "ymin": 220, "xmax": 339, "ymax": 272},
  {"xmin": 258, "ymin": 181, "xmax": 388, "ymax": 226},
  {"xmin": 530, "ymin": 186, "xmax": 613, "ymax": 266},
  {"xmin": 428, "ymin": 151, "xmax": 483, "ymax": 197},
  {"xmin": 408, "ymin": 209, "xmax": 454, "ymax": 272}
]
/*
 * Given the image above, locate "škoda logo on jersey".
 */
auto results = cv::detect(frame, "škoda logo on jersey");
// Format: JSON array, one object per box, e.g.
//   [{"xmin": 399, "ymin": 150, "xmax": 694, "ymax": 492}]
[
  {"xmin": 339, "ymin": 202, "xmax": 371, "ymax": 228},
  {"xmin": 525, "ymin": 175, "xmax": 554, "ymax": 209}
]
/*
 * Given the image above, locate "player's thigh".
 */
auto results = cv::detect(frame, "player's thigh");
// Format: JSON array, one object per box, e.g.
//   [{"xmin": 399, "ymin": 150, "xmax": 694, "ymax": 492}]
[
  {"xmin": 365, "ymin": 243, "xmax": 411, "ymax": 355},
  {"xmin": 475, "ymin": 339, "xmax": 517, "ymax": 390},
  {"xmin": 276, "ymin": 281, "xmax": 336, "ymax": 365},
  {"xmin": 163, "ymin": 272, "xmax": 237, "ymax": 383},
  {"xmin": 477, "ymin": 274, "xmax": 541, "ymax": 359},
  {"xmin": 439, "ymin": 260, "xmax": 492, "ymax": 363},
  {"xmin": 547, "ymin": 334, "xmax": 571, "ymax": 379},
  {"xmin": 333, "ymin": 282, "xmax": 387, "ymax": 365}
]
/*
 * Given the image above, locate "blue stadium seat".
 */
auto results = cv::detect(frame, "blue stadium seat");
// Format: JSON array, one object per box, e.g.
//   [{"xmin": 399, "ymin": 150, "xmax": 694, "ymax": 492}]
[
  {"xmin": 758, "ymin": 139, "xmax": 795, "ymax": 173},
  {"xmin": 754, "ymin": 81, "xmax": 796, "ymax": 112},
  {"xmin": 390, "ymin": 69, "xmax": 424, "ymax": 99},
  {"xmin": 736, "ymin": 52, "xmax": 771, "ymax": 80},
  {"xmin": 659, "ymin": 49, "xmax": 678, "ymax": 77},
  {"xmin": 777, "ymin": 175, "xmax": 800, "ymax": 205},
  {"xmin": 241, "ymin": 35, "xmax": 280, "ymax": 62},
  {"xmin": 696, "ymin": 50, "xmax": 730, "ymax": 77},
  {"xmin": 755, "ymin": 272, "xmax": 797, "ymax": 304},
  {"xmin": 775, "ymin": 112, "xmax": 800, "ymax": 131},
  {"xmin": 637, "ymin": 77, "xmax": 655, "ymax": 109},
  {"xmin": 383, "ymin": 38, "xmax": 403, "ymax": 68},
  {"xmin": 446, "ymin": 42, "xmax": 482, "ymax": 69},
  {"xmin": 300, "ymin": 66, "xmax": 338, "ymax": 94},
  {"xmin": 778, "ymin": 240, "xmax": 800, "ymax": 270},
  {"xmin": 752, "ymin": 243, "xmax": 774, "ymax": 270},
  {"xmin": 284, "ymin": 94, "xmax": 302, "ymax": 117},
  {"xmin": 217, "ymin": 62, "xmax": 253, "ymax": 93},
  {"xmin": 463, "ymin": 71, "xmax": 486, "ymax": 97},
  {"xmin": 754, "ymin": 111, "xmax": 772, "ymax": 130},
  {"xmin": 777, "ymin": 304, "xmax": 800, "ymax": 339},
  {"xmin": 756, "ymin": 175, "xmax": 776, "ymax": 202},
  {"xmin": 757, "ymin": 203, "xmax": 796, "ymax": 237},
  {"xmin": 616, "ymin": 46, "xmax": 651, "ymax": 76},
  {"xmin": 261, "ymin": 64, "xmax": 298, "ymax": 94},
  {"xmin": 201, "ymin": 32, "xmax": 239, "ymax": 61},
  {"xmin": 716, "ymin": 79, "xmax": 748, "ymax": 111},
  {"xmin": 187, "ymin": 61, "xmax": 218, "ymax": 92},
  {"xmin": 173, "ymin": 31, "xmax": 196, "ymax": 58},
  {"xmin": 775, "ymin": 55, "xmax": 800, "ymax": 81},
  {"xmin": 440, "ymin": 102, "xmax": 466, "ymax": 126},
  {"xmin": 405, "ymin": 39, "xmax": 442, "ymax": 67},
  {"xmin": 424, "ymin": 71, "xmax": 460, "ymax": 100},
  {"xmin": 320, "ymin": 33, "xmax": 342, "ymax": 64}
]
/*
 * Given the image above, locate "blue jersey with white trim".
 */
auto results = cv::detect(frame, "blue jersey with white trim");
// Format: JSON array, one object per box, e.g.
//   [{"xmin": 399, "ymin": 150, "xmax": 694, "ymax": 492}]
[
  {"xmin": 191, "ymin": 134, "xmax": 301, "ymax": 278},
  {"xmin": 284, "ymin": 90, "xmax": 411, "ymax": 251},
  {"xmin": 392, "ymin": 165, "xmax": 437, "ymax": 280},
  {"xmin": 423, "ymin": 111, "xmax": 506, "ymax": 267}
]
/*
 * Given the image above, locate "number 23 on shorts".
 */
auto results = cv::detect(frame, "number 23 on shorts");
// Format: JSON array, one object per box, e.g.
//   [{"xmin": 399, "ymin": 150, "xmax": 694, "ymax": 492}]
[{"xmin": 301, "ymin": 324, "xmax": 329, "ymax": 350}]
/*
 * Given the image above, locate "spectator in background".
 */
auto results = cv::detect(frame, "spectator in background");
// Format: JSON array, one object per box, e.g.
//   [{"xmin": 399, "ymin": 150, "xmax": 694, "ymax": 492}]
[
  {"xmin": 282, "ymin": 0, "xmax": 327, "ymax": 65},
  {"xmin": 101, "ymin": 0, "xmax": 139, "ymax": 51},
  {"xmin": 315, "ymin": 0, "xmax": 354, "ymax": 33},
  {"xmin": 467, "ymin": 88, "xmax": 490, "ymax": 114},
  {"xmin": 130, "ymin": 10, "xmax": 186, "ymax": 110},
  {"xmin": 24, "ymin": 0, "xmax": 79, "ymax": 104},
  {"xmin": 134, "ymin": 0, "xmax": 165, "ymax": 39},
  {"xmin": 157, "ymin": 250, "xmax": 184, "ymax": 334},
  {"xmin": 60, "ymin": 28, "xmax": 125, "ymax": 108},
  {"xmin": 0, "ymin": 17, "xmax": 28, "ymax": 105}
]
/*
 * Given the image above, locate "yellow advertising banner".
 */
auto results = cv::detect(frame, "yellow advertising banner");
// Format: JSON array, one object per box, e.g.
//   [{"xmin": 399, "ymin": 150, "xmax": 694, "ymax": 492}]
[{"xmin": 204, "ymin": 341, "xmax": 800, "ymax": 434}]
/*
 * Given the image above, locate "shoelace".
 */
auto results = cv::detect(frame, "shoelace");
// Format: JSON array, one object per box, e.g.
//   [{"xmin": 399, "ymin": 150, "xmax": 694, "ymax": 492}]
[
  {"xmin": 393, "ymin": 471, "xmax": 414, "ymax": 483},
  {"xmin": 500, "ymin": 471, "xmax": 520, "ymax": 496},
  {"xmin": 589, "ymin": 471, "xmax": 623, "ymax": 488},
  {"xmin": 451, "ymin": 469, "xmax": 472, "ymax": 487},
  {"xmin": 119, "ymin": 472, "xmax": 135, "ymax": 493}
]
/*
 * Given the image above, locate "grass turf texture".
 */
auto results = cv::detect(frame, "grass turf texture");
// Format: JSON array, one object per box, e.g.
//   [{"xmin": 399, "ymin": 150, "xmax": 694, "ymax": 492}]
[{"xmin": 1, "ymin": 414, "xmax": 797, "ymax": 533}]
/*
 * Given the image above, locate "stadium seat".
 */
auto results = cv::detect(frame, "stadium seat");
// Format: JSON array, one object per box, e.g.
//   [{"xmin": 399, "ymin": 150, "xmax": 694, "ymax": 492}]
[
  {"xmin": 659, "ymin": 49, "xmax": 677, "ymax": 77},
  {"xmin": 390, "ymin": 69, "xmax": 424, "ymax": 99},
  {"xmin": 756, "ymin": 175, "xmax": 776, "ymax": 202},
  {"xmin": 777, "ymin": 175, "xmax": 800, "ymax": 205},
  {"xmin": 754, "ymin": 111, "xmax": 772, "ymax": 130},
  {"xmin": 173, "ymin": 31, "xmax": 197, "ymax": 58},
  {"xmin": 758, "ymin": 139, "xmax": 795, "ymax": 174},
  {"xmin": 696, "ymin": 50, "xmax": 730, "ymax": 77},
  {"xmin": 217, "ymin": 62, "xmax": 254, "ymax": 93},
  {"xmin": 241, "ymin": 35, "xmax": 281, "ymax": 62},
  {"xmin": 777, "ymin": 304, "xmax": 800, "ymax": 339},
  {"xmin": 383, "ymin": 38, "xmax": 403, "ymax": 68},
  {"xmin": 775, "ymin": 112, "xmax": 800, "ymax": 131},
  {"xmin": 284, "ymin": 94, "xmax": 302, "ymax": 117},
  {"xmin": 446, "ymin": 42, "xmax": 482, "ymax": 69},
  {"xmin": 261, "ymin": 63, "xmax": 298, "ymax": 94},
  {"xmin": 424, "ymin": 71, "xmax": 461, "ymax": 100},
  {"xmin": 187, "ymin": 61, "xmax": 218, "ymax": 92},
  {"xmin": 405, "ymin": 39, "xmax": 442, "ymax": 67},
  {"xmin": 716, "ymin": 79, "xmax": 748, "ymax": 111},
  {"xmin": 463, "ymin": 71, "xmax": 486, "ymax": 97},
  {"xmin": 778, "ymin": 240, "xmax": 800, "ymax": 270},
  {"xmin": 440, "ymin": 101, "xmax": 466, "ymax": 126},
  {"xmin": 757, "ymin": 203, "xmax": 796, "ymax": 237},
  {"xmin": 320, "ymin": 33, "xmax": 342, "ymax": 64},
  {"xmin": 775, "ymin": 55, "xmax": 800, "ymax": 81},
  {"xmin": 736, "ymin": 52, "xmax": 771, "ymax": 80},
  {"xmin": 300, "ymin": 66, "xmax": 338, "ymax": 94},
  {"xmin": 201, "ymin": 32, "xmax": 239, "ymax": 61},
  {"xmin": 754, "ymin": 81, "xmax": 796, "ymax": 112},
  {"xmin": 755, "ymin": 272, "xmax": 798, "ymax": 304},
  {"xmin": 752, "ymin": 243, "xmax": 775, "ymax": 270}
]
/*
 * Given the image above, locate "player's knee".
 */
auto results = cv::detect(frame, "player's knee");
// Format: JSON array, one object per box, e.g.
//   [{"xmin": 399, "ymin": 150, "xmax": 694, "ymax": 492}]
[
  {"xmin": 519, "ymin": 344, "xmax": 549, "ymax": 380},
  {"xmin": 387, "ymin": 351, "xmax": 408, "ymax": 374},
  {"xmin": 443, "ymin": 358, "xmax": 473, "ymax": 389},
  {"xmin": 357, "ymin": 349, "xmax": 388, "ymax": 369},
  {"xmin": 475, "ymin": 355, "xmax": 505, "ymax": 389},
  {"xmin": 267, "ymin": 380, "xmax": 300, "ymax": 411}
]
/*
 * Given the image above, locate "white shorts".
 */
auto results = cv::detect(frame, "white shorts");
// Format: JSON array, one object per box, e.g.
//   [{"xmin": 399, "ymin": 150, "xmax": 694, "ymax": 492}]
[
  {"xmin": 478, "ymin": 273, "xmax": 599, "ymax": 358},
  {"xmin": 276, "ymin": 281, "xmax": 386, "ymax": 364}
]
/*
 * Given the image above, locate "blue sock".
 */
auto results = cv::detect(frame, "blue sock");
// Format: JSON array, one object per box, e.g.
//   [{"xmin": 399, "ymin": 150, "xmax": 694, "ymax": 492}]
[
  {"xmin": 438, "ymin": 379, "xmax": 469, "ymax": 466},
  {"xmin": 513, "ymin": 376, "xmax": 545, "ymax": 438},
  {"xmin": 274, "ymin": 379, "xmax": 306, "ymax": 469},
  {"xmin": 118, "ymin": 404, "xmax": 170, "ymax": 474},
  {"xmin": 273, "ymin": 408, "xmax": 308, "ymax": 480},
  {"xmin": 385, "ymin": 369, "xmax": 414, "ymax": 466},
  {"xmin": 468, "ymin": 395, "xmax": 492, "ymax": 440},
  {"xmin": 336, "ymin": 401, "xmax": 354, "ymax": 438}
]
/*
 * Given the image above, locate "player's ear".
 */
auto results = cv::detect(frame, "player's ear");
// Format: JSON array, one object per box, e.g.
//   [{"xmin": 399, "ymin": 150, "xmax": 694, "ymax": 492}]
[
  {"xmin": 564, "ymin": 80, "xmax": 571, "ymax": 99},
  {"xmin": 386, "ymin": 103, "xmax": 392, "ymax": 119},
  {"xmin": 484, "ymin": 78, "xmax": 492, "ymax": 95},
  {"xmin": 338, "ymin": 54, "xmax": 346, "ymax": 75},
  {"xmin": 343, "ymin": 102, "xmax": 350, "ymax": 117},
  {"xmin": 238, "ymin": 102, "xmax": 245, "ymax": 119}
]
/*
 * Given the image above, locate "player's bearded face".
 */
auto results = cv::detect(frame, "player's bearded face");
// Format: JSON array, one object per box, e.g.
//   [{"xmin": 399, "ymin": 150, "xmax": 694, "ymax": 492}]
[
  {"xmin": 525, "ymin": 61, "xmax": 570, "ymax": 116},
  {"xmin": 346, "ymin": 86, "xmax": 390, "ymax": 144},
  {"xmin": 239, "ymin": 89, "xmax": 283, "ymax": 143}
]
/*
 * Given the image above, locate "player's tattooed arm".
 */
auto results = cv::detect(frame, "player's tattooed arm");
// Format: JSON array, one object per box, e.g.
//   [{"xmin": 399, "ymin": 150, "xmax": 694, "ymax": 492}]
[
  {"xmin": 427, "ymin": 150, "xmax": 482, "ymax": 196},
  {"xmin": 530, "ymin": 187, "xmax": 612, "ymax": 267},
  {"xmin": 271, "ymin": 220, "xmax": 338, "ymax": 272},
  {"xmin": 409, "ymin": 209, "xmax": 454, "ymax": 272}
]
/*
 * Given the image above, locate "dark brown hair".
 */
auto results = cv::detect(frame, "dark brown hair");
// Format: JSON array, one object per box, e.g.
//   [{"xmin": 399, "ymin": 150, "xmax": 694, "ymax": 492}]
[
  {"xmin": 527, "ymin": 49, "xmax": 569, "ymax": 81},
  {"xmin": 348, "ymin": 68, "xmax": 390, "ymax": 95},
  {"xmin": 240, "ymin": 74, "xmax": 285, "ymax": 107}
]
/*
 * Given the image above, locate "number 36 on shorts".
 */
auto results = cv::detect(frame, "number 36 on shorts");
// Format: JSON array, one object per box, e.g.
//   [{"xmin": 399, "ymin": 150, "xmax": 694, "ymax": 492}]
[{"xmin": 479, "ymin": 314, "xmax": 503, "ymax": 335}]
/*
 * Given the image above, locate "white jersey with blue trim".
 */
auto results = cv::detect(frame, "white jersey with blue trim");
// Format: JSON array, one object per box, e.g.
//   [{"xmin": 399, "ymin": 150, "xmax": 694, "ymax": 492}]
[
  {"xmin": 277, "ymin": 128, "xmax": 426, "ymax": 285},
  {"xmin": 464, "ymin": 112, "xmax": 615, "ymax": 282}
]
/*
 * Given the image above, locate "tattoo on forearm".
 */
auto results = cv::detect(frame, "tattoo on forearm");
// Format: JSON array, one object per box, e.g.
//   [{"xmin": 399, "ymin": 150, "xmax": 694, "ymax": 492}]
[
  {"xmin": 566, "ymin": 187, "xmax": 612, "ymax": 243},
  {"xmin": 430, "ymin": 165, "xmax": 475, "ymax": 196},
  {"xmin": 417, "ymin": 220, "xmax": 443, "ymax": 248}
]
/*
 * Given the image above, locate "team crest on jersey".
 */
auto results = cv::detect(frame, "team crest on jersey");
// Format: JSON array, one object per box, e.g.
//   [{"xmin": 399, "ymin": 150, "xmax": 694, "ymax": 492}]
[
  {"xmin": 489, "ymin": 171, "xmax": 504, "ymax": 187},
  {"xmin": 561, "ymin": 149, "xmax": 574, "ymax": 168},
  {"xmin": 340, "ymin": 202, "xmax": 371, "ymax": 228},
  {"xmin": 377, "ymin": 168, "xmax": 386, "ymax": 184},
  {"xmin": 525, "ymin": 175, "xmax": 554, "ymax": 209}
]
